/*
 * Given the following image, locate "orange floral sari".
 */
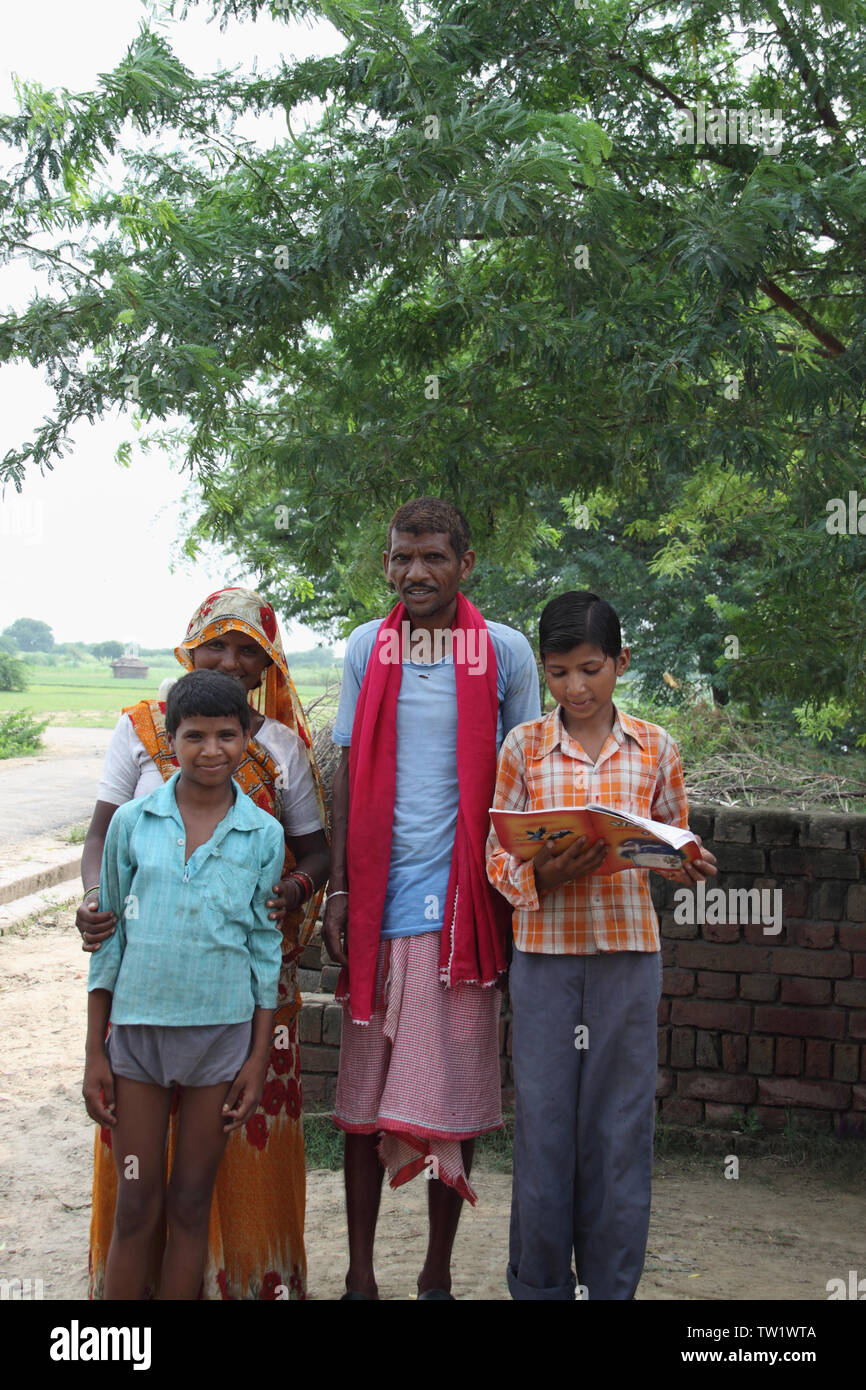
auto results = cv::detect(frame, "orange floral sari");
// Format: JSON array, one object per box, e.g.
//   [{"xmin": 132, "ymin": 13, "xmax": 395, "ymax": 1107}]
[{"xmin": 88, "ymin": 588, "xmax": 327, "ymax": 1300}]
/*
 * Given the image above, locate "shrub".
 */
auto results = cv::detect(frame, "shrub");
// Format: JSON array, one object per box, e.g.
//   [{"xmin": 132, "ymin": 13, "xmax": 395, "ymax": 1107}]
[
  {"xmin": 0, "ymin": 709, "xmax": 48, "ymax": 759},
  {"xmin": 0, "ymin": 650, "xmax": 28, "ymax": 692}
]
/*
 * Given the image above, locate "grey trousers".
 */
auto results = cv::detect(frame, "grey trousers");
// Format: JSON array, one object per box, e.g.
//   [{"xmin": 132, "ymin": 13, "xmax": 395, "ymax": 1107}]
[{"xmin": 507, "ymin": 947, "xmax": 662, "ymax": 1301}]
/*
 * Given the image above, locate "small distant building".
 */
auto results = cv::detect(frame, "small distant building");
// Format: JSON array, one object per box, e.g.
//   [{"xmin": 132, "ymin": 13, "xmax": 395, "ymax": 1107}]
[{"xmin": 111, "ymin": 656, "xmax": 149, "ymax": 680}]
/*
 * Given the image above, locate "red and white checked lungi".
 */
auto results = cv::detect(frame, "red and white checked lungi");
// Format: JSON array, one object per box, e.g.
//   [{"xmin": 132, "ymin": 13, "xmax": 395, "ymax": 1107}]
[{"xmin": 332, "ymin": 931, "xmax": 503, "ymax": 1203}]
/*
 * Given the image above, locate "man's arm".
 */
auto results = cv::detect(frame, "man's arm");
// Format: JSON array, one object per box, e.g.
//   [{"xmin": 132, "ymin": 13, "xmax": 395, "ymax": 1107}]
[{"xmin": 499, "ymin": 630, "xmax": 542, "ymax": 739}]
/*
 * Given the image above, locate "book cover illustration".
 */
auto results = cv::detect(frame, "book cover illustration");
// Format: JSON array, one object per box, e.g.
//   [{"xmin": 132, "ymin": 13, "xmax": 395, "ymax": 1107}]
[{"xmin": 489, "ymin": 805, "xmax": 701, "ymax": 877}]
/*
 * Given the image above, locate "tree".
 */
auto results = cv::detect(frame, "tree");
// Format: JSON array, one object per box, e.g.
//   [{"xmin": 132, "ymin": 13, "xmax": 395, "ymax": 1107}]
[
  {"xmin": 2, "ymin": 617, "xmax": 54, "ymax": 651},
  {"xmin": 89, "ymin": 640, "xmax": 125, "ymax": 660},
  {"xmin": 1, "ymin": 0, "xmax": 864, "ymax": 709}
]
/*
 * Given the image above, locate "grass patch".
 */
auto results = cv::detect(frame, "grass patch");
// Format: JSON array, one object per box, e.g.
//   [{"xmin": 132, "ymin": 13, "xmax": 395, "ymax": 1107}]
[
  {"xmin": 303, "ymin": 1112, "xmax": 343, "ymax": 1169},
  {"xmin": 0, "ymin": 665, "xmax": 335, "ymax": 729},
  {"xmin": 654, "ymin": 1115, "xmax": 866, "ymax": 1185},
  {"xmin": 301, "ymin": 1110, "xmax": 866, "ymax": 1186},
  {"xmin": 61, "ymin": 823, "xmax": 88, "ymax": 844}
]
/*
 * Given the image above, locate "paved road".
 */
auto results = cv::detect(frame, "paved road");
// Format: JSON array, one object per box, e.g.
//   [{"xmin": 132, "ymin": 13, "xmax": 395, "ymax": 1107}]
[{"xmin": 0, "ymin": 728, "xmax": 113, "ymax": 842}]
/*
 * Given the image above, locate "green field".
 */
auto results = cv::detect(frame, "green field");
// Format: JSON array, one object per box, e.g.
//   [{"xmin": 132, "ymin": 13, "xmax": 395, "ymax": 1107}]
[{"xmin": 0, "ymin": 663, "xmax": 340, "ymax": 729}]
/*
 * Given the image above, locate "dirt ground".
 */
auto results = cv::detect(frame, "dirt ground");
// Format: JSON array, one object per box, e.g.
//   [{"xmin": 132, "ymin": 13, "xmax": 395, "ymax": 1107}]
[{"xmin": 0, "ymin": 908, "xmax": 862, "ymax": 1302}]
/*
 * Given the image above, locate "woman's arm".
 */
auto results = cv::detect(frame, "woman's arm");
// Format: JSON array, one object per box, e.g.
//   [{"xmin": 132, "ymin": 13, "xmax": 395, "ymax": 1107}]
[
  {"xmin": 77, "ymin": 800, "xmax": 120, "ymax": 952},
  {"xmin": 321, "ymin": 747, "xmax": 349, "ymax": 966}
]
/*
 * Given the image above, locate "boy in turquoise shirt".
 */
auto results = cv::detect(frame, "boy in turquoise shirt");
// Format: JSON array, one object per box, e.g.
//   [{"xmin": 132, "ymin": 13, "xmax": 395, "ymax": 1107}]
[{"xmin": 83, "ymin": 668, "xmax": 285, "ymax": 1300}]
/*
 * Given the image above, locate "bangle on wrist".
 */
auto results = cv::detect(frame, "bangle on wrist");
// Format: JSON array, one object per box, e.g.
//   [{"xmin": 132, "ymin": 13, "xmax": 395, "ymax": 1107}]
[
  {"xmin": 328, "ymin": 889, "xmax": 348, "ymax": 898},
  {"xmin": 82, "ymin": 885, "xmax": 100, "ymax": 901},
  {"xmin": 288, "ymin": 870, "xmax": 314, "ymax": 902}
]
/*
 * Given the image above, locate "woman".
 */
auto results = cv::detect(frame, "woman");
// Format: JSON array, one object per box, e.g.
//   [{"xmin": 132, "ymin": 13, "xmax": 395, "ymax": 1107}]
[{"xmin": 78, "ymin": 587, "xmax": 329, "ymax": 1300}]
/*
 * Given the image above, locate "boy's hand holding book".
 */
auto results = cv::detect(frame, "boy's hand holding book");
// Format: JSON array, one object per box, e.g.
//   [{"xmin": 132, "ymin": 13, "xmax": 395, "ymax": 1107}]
[{"xmin": 533, "ymin": 834, "xmax": 608, "ymax": 892}]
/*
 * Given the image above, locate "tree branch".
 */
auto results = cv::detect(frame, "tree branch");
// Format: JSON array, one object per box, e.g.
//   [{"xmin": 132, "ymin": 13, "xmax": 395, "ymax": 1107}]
[{"xmin": 758, "ymin": 279, "xmax": 845, "ymax": 355}]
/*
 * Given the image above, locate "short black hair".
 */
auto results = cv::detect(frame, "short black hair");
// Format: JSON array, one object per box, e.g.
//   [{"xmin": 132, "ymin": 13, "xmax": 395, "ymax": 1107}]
[
  {"xmin": 387, "ymin": 497, "xmax": 471, "ymax": 560},
  {"xmin": 164, "ymin": 669, "xmax": 251, "ymax": 736},
  {"xmin": 538, "ymin": 591, "xmax": 622, "ymax": 661}
]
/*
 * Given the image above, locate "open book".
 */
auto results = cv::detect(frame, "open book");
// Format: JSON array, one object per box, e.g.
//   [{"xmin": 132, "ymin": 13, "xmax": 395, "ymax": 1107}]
[{"xmin": 489, "ymin": 804, "xmax": 700, "ymax": 877}]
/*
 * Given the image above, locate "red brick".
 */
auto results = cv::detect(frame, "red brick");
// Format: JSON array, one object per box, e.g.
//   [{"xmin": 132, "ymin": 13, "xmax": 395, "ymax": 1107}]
[
  {"xmin": 714, "ymin": 812, "xmax": 754, "ymax": 843},
  {"xmin": 670, "ymin": 1027, "xmax": 695, "ymax": 1068},
  {"xmin": 663, "ymin": 920, "xmax": 699, "ymax": 940},
  {"xmin": 701, "ymin": 920, "xmax": 741, "ymax": 943},
  {"xmin": 780, "ymin": 977, "xmax": 832, "ymax": 1005},
  {"xmin": 722, "ymin": 1034, "xmax": 747, "ymax": 1072},
  {"xmin": 835, "ymin": 979, "xmax": 866, "ymax": 1007},
  {"xmin": 671, "ymin": 1001, "xmax": 752, "ymax": 1033},
  {"xmin": 657, "ymin": 998, "xmax": 670, "ymax": 1024},
  {"xmin": 678, "ymin": 943, "xmax": 770, "ymax": 972},
  {"xmin": 853, "ymin": 1085, "xmax": 866, "ymax": 1111},
  {"xmin": 708, "ymin": 843, "xmax": 764, "ymax": 872},
  {"xmin": 697, "ymin": 971, "xmax": 736, "ymax": 999},
  {"xmin": 740, "ymin": 974, "xmax": 779, "ymax": 1002},
  {"xmin": 299, "ymin": 1044, "xmax": 340, "ymax": 1073},
  {"xmin": 748, "ymin": 1037, "xmax": 774, "ymax": 1075},
  {"xmin": 661, "ymin": 939, "xmax": 676, "ymax": 966},
  {"xmin": 787, "ymin": 1107, "xmax": 834, "ymax": 1133},
  {"xmin": 661, "ymin": 1097, "xmax": 703, "ymax": 1123},
  {"xmin": 772, "ymin": 848, "xmax": 858, "ymax": 878},
  {"xmin": 696, "ymin": 1031, "xmax": 720, "ymax": 1068},
  {"xmin": 772, "ymin": 948, "xmax": 851, "ymax": 978},
  {"xmin": 657, "ymin": 1027, "xmax": 670, "ymax": 1065},
  {"xmin": 656, "ymin": 1068, "xmax": 673, "ymax": 1098},
  {"xmin": 801, "ymin": 818, "xmax": 849, "ymax": 849},
  {"xmin": 846, "ymin": 885, "xmax": 866, "ymax": 921},
  {"xmin": 804, "ymin": 1041, "xmax": 831, "ymax": 1079},
  {"xmin": 705, "ymin": 1103, "xmax": 746, "ymax": 1125},
  {"xmin": 300, "ymin": 1073, "xmax": 336, "ymax": 1107},
  {"xmin": 679, "ymin": 1073, "xmax": 756, "ymax": 1103},
  {"xmin": 775, "ymin": 1037, "xmax": 802, "ymax": 1075},
  {"xmin": 790, "ymin": 921, "xmax": 835, "ymax": 949},
  {"xmin": 298, "ymin": 1006, "xmax": 322, "ymax": 1043},
  {"xmin": 757, "ymin": 1077, "xmax": 851, "ymax": 1109},
  {"xmin": 754, "ymin": 1106, "xmax": 787, "ymax": 1131},
  {"xmin": 849, "ymin": 1012, "xmax": 866, "ymax": 1040},
  {"xmin": 854, "ymin": 955, "xmax": 866, "ymax": 979},
  {"xmin": 833, "ymin": 1043, "xmax": 860, "ymax": 1082},
  {"xmin": 862, "ymin": 1045, "xmax": 866, "ymax": 1081},
  {"xmin": 753, "ymin": 1006, "xmax": 846, "ymax": 1040},
  {"xmin": 780, "ymin": 881, "xmax": 809, "ymax": 917},
  {"xmin": 663, "ymin": 967, "xmax": 695, "ymax": 997},
  {"xmin": 741, "ymin": 919, "xmax": 780, "ymax": 945}
]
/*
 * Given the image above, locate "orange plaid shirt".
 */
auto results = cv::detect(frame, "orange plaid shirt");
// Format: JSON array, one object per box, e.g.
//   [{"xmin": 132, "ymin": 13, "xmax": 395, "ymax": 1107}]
[{"xmin": 485, "ymin": 705, "xmax": 690, "ymax": 954}]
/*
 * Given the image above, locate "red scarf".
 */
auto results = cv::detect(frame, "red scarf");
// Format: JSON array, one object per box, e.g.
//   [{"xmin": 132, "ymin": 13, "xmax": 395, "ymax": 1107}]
[{"xmin": 339, "ymin": 594, "xmax": 510, "ymax": 1023}]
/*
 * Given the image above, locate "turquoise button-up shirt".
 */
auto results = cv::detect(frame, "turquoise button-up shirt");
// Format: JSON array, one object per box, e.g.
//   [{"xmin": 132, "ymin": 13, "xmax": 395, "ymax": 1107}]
[{"xmin": 88, "ymin": 771, "xmax": 286, "ymax": 1026}]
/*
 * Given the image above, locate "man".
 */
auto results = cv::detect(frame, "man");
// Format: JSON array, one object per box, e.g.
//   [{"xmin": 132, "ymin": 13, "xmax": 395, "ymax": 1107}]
[{"xmin": 323, "ymin": 497, "xmax": 540, "ymax": 1300}]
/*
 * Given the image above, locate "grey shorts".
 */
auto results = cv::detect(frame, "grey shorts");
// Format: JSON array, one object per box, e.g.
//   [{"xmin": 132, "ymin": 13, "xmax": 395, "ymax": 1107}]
[{"xmin": 107, "ymin": 1021, "xmax": 252, "ymax": 1088}]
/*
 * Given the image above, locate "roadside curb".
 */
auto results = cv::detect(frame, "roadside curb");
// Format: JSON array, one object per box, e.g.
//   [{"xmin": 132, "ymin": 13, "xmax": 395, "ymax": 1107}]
[{"xmin": 0, "ymin": 857, "xmax": 82, "ymax": 907}]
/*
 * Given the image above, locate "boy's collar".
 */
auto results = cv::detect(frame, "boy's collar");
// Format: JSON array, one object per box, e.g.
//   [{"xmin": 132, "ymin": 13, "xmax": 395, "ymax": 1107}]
[
  {"xmin": 143, "ymin": 770, "xmax": 261, "ymax": 830},
  {"xmin": 536, "ymin": 704, "xmax": 648, "ymax": 757}
]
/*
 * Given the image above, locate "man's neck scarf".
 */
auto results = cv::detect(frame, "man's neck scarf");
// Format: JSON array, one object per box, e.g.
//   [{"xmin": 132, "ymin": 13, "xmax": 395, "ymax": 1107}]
[{"xmin": 341, "ymin": 593, "xmax": 510, "ymax": 1023}]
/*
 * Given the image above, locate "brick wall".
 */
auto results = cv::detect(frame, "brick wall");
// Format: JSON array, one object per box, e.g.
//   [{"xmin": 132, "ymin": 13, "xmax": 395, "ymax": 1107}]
[
  {"xmin": 298, "ymin": 803, "xmax": 866, "ymax": 1132},
  {"xmin": 654, "ymin": 804, "xmax": 866, "ymax": 1132}
]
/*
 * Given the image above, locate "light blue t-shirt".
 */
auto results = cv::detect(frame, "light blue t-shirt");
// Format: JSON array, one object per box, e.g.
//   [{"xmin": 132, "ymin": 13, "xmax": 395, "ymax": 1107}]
[{"xmin": 333, "ymin": 617, "xmax": 541, "ymax": 937}]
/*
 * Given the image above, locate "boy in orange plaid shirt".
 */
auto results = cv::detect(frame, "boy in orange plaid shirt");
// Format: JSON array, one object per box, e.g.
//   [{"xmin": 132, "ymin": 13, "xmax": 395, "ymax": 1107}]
[{"xmin": 486, "ymin": 591, "xmax": 716, "ymax": 1300}]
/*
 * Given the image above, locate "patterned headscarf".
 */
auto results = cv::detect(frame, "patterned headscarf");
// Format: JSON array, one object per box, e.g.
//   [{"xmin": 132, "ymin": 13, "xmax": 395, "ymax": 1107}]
[{"xmin": 175, "ymin": 585, "xmax": 327, "ymax": 830}]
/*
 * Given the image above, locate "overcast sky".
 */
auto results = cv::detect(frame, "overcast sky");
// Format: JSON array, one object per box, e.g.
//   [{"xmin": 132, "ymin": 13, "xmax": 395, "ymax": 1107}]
[{"xmin": 0, "ymin": 0, "xmax": 344, "ymax": 650}]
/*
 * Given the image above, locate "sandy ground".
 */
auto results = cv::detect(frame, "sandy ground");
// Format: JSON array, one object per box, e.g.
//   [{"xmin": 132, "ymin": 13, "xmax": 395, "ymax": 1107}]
[{"xmin": 0, "ymin": 908, "xmax": 862, "ymax": 1302}]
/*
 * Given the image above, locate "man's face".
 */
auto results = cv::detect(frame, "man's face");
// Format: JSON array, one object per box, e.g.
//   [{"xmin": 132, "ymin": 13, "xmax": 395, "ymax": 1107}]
[{"xmin": 383, "ymin": 529, "xmax": 475, "ymax": 622}]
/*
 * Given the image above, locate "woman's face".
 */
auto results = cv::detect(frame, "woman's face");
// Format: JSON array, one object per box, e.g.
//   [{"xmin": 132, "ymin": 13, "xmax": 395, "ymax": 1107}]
[{"xmin": 191, "ymin": 630, "xmax": 271, "ymax": 693}]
